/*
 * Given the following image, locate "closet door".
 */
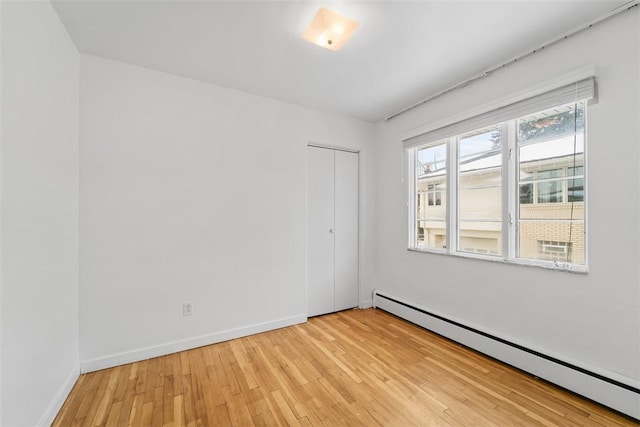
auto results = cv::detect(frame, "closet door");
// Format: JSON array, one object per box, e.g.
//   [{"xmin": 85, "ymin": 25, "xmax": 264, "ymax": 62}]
[
  {"xmin": 334, "ymin": 150, "xmax": 359, "ymax": 311},
  {"xmin": 307, "ymin": 146, "xmax": 359, "ymax": 317},
  {"xmin": 307, "ymin": 146, "xmax": 335, "ymax": 317}
]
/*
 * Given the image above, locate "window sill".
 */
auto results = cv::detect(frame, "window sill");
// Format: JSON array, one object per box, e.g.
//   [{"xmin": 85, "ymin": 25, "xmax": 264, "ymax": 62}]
[{"xmin": 407, "ymin": 247, "xmax": 588, "ymax": 274}]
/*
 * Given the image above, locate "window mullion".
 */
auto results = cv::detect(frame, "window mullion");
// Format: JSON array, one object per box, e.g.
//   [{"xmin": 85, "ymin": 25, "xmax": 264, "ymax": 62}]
[
  {"xmin": 563, "ymin": 168, "xmax": 568, "ymax": 203},
  {"xmin": 447, "ymin": 136, "xmax": 458, "ymax": 254},
  {"xmin": 505, "ymin": 120, "xmax": 517, "ymax": 260},
  {"xmin": 407, "ymin": 149, "xmax": 416, "ymax": 248}
]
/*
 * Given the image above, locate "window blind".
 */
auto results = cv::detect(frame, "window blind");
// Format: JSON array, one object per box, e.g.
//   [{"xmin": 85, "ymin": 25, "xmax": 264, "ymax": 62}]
[{"xmin": 403, "ymin": 77, "xmax": 596, "ymax": 150}]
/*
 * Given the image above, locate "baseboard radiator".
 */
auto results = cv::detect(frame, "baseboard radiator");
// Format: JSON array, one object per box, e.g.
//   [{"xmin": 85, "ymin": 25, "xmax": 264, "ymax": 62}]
[{"xmin": 372, "ymin": 290, "xmax": 640, "ymax": 420}]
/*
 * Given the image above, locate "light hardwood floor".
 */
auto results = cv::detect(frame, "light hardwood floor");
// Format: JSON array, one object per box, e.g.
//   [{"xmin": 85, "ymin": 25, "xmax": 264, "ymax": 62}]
[{"xmin": 53, "ymin": 309, "xmax": 637, "ymax": 426}]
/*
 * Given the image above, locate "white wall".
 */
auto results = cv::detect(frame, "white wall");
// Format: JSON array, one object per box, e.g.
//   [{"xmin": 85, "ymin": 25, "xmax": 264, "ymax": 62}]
[
  {"xmin": 0, "ymin": 1, "xmax": 80, "ymax": 426},
  {"xmin": 373, "ymin": 9, "xmax": 639, "ymax": 389},
  {"xmin": 79, "ymin": 55, "xmax": 375, "ymax": 369}
]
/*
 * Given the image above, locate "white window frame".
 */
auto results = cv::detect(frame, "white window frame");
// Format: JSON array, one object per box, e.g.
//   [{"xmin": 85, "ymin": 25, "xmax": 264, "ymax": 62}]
[{"xmin": 404, "ymin": 77, "xmax": 593, "ymax": 273}]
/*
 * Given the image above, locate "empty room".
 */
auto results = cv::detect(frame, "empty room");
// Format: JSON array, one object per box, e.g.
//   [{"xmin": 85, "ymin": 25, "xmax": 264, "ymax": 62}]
[{"xmin": 1, "ymin": 0, "xmax": 639, "ymax": 425}]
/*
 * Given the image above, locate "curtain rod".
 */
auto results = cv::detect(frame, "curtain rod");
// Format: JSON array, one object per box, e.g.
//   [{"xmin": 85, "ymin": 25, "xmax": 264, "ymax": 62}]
[{"xmin": 384, "ymin": 1, "xmax": 639, "ymax": 122}]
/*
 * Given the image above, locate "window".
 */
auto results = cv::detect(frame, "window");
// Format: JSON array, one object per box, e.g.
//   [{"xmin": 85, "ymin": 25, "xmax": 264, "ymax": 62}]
[
  {"xmin": 415, "ymin": 142, "xmax": 447, "ymax": 250},
  {"xmin": 518, "ymin": 102, "xmax": 585, "ymax": 265},
  {"xmin": 568, "ymin": 166, "xmax": 584, "ymax": 202},
  {"xmin": 405, "ymin": 78, "xmax": 593, "ymax": 272},
  {"xmin": 519, "ymin": 166, "xmax": 584, "ymax": 204},
  {"xmin": 427, "ymin": 184, "xmax": 442, "ymax": 206},
  {"xmin": 458, "ymin": 126, "xmax": 503, "ymax": 256}
]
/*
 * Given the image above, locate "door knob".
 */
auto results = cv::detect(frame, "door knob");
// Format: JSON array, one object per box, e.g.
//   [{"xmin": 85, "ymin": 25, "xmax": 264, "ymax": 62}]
[{"xmin": 329, "ymin": 229, "xmax": 334, "ymax": 233}]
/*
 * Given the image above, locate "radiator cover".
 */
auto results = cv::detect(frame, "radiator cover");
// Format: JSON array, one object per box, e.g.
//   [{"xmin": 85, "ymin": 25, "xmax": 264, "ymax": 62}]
[{"xmin": 373, "ymin": 290, "xmax": 640, "ymax": 420}]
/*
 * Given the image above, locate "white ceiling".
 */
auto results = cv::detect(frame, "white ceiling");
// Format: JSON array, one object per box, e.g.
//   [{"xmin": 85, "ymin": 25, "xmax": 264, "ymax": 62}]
[{"xmin": 52, "ymin": 0, "xmax": 623, "ymax": 122}]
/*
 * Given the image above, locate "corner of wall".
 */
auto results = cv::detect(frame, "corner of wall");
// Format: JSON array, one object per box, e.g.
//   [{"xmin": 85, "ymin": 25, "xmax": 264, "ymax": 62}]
[{"xmin": 36, "ymin": 366, "xmax": 80, "ymax": 427}]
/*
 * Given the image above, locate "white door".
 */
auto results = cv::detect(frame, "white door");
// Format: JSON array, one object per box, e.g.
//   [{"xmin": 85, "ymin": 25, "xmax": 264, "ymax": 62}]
[
  {"xmin": 307, "ymin": 146, "xmax": 358, "ymax": 317},
  {"xmin": 334, "ymin": 150, "xmax": 359, "ymax": 311},
  {"xmin": 307, "ymin": 147, "xmax": 335, "ymax": 316}
]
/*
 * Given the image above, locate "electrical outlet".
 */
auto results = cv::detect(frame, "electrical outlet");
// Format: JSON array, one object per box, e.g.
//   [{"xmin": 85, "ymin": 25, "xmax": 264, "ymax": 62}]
[{"xmin": 183, "ymin": 302, "xmax": 193, "ymax": 316}]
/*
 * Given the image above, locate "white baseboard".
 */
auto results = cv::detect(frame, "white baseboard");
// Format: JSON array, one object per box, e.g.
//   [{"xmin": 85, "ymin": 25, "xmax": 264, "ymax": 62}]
[
  {"xmin": 37, "ymin": 364, "xmax": 79, "ymax": 427},
  {"xmin": 373, "ymin": 289, "xmax": 640, "ymax": 420},
  {"xmin": 359, "ymin": 299, "xmax": 373, "ymax": 309},
  {"xmin": 81, "ymin": 314, "xmax": 307, "ymax": 373}
]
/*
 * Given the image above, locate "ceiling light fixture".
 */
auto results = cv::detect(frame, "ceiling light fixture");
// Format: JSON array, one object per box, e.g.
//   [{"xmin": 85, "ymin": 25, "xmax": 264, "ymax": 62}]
[{"xmin": 302, "ymin": 8, "xmax": 359, "ymax": 51}]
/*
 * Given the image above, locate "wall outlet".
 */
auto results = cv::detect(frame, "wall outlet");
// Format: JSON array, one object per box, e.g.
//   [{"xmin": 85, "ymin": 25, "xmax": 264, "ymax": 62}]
[{"xmin": 183, "ymin": 302, "xmax": 193, "ymax": 316}]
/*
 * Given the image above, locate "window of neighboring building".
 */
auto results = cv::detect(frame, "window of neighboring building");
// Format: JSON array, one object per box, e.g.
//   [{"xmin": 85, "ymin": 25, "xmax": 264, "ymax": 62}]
[
  {"xmin": 404, "ymin": 77, "xmax": 593, "ymax": 272},
  {"xmin": 519, "ymin": 166, "xmax": 585, "ymax": 204},
  {"xmin": 568, "ymin": 166, "xmax": 584, "ymax": 202},
  {"xmin": 427, "ymin": 184, "xmax": 442, "ymax": 206}
]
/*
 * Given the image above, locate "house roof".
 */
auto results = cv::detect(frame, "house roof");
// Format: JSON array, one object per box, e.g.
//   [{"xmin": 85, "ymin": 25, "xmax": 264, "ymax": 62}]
[{"xmin": 419, "ymin": 134, "xmax": 585, "ymax": 179}]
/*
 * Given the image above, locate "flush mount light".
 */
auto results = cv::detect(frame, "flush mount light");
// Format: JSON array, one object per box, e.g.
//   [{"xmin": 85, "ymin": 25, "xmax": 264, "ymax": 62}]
[{"xmin": 302, "ymin": 8, "xmax": 359, "ymax": 51}]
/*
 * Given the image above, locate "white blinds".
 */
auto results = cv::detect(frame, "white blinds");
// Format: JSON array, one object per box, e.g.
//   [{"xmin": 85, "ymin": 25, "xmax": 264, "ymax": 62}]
[{"xmin": 403, "ymin": 77, "xmax": 596, "ymax": 149}]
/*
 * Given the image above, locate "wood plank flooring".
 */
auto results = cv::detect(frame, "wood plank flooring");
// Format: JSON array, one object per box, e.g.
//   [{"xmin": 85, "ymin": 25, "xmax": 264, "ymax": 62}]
[{"xmin": 53, "ymin": 309, "xmax": 637, "ymax": 426}]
